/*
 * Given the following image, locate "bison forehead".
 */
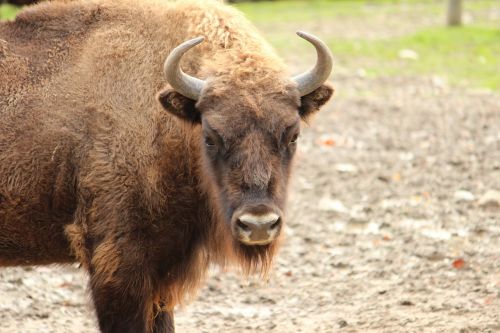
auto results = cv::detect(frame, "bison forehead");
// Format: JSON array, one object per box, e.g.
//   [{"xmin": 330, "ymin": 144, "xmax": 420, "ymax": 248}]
[
  {"xmin": 198, "ymin": 90, "xmax": 300, "ymax": 138},
  {"xmin": 204, "ymin": 109, "xmax": 299, "ymax": 142}
]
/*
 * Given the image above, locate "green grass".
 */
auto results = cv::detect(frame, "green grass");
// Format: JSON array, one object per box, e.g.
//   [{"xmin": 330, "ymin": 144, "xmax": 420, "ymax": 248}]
[
  {"xmin": 327, "ymin": 26, "xmax": 500, "ymax": 89},
  {"xmin": 0, "ymin": 4, "xmax": 19, "ymax": 21}
]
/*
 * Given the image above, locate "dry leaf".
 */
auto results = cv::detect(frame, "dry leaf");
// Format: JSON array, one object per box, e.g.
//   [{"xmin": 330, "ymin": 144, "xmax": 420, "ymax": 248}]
[
  {"xmin": 484, "ymin": 296, "xmax": 494, "ymax": 305},
  {"xmin": 317, "ymin": 138, "xmax": 336, "ymax": 146},
  {"xmin": 392, "ymin": 173, "xmax": 401, "ymax": 182},
  {"xmin": 452, "ymin": 258, "xmax": 465, "ymax": 269}
]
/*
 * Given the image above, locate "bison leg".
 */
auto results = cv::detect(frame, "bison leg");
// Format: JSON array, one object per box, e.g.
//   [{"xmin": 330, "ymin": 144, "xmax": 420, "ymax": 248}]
[
  {"xmin": 90, "ymin": 264, "xmax": 175, "ymax": 333},
  {"xmin": 88, "ymin": 239, "xmax": 159, "ymax": 333},
  {"xmin": 90, "ymin": 273, "xmax": 152, "ymax": 333},
  {"xmin": 152, "ymin": 308, "xmax": 174, "ymax": 333}
]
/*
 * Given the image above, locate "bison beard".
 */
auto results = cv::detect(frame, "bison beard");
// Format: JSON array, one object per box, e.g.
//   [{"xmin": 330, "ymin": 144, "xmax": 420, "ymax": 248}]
[
  {"xmin": 0, "ymin": 0, "xmax": 334, "ymax": 332},
  {"xmin": 235, "ymin": 242, "xmax": 279, "ymax": 276}
]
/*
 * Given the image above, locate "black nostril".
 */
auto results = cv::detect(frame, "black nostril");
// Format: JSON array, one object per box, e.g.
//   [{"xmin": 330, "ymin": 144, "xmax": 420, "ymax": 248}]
[
  {"xmin": 236, "ymin": 219, "xmax": 251, "ymax": 232},
  {"xmin": 270, "ymin": 218, "xmax": 281, "ymax": 230}
]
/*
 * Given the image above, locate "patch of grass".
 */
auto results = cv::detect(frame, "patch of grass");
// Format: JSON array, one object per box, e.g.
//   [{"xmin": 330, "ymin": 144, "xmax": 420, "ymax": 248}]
[
  {"xmin": 328, "ymin": 26, "xmax": 500, "ymax": 89},
  {"xmin": 0, "ymin": 4, "xmax": 20, "ymax": 21}
]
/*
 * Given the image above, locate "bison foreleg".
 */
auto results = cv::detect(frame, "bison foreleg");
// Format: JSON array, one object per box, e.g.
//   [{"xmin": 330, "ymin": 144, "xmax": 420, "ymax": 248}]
[
  {"xmin": 152, "ymin": 308, "xmax": 174, "ymax": 333},
  {"xmin": 88, "ymin": 238, "xmax": 165, "ymax": 333},
  {"xmin": 90, "ymin": 271, "xmax": 153, "ymax": 333}
]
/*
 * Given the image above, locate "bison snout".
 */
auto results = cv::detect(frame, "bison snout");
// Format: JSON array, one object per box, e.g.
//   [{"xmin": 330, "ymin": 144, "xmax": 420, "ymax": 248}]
[{"xmin": 233, "ymin": 211, "xmax": 281, "ymax": 245}]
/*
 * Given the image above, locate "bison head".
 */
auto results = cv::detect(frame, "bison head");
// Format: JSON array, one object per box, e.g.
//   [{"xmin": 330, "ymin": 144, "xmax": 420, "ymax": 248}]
[{"xmin": 158, "ymin": 32, "xmax": 333, "ymax": 269}]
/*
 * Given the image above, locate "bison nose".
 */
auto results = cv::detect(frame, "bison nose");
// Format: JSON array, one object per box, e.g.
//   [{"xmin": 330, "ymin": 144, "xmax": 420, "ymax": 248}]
[{"xmin": 235, "ymin": 212, "xmax": 281, "ymax": 245}]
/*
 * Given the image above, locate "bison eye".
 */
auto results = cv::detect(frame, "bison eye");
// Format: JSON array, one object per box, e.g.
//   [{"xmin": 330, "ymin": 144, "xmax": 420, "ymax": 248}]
[
  {"xmin": 289, "ymin": 133, "xmax": 299, "ymax": 145},
  {"xmin": 205, "ymin": 136, "xmax": 216, "ymax": 147}
]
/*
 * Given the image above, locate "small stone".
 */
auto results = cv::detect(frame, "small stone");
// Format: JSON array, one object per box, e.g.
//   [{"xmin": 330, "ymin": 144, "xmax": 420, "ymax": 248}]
[
  {"xmin": 415, "ymin": 246, "xmax": 446, "ymax": 261},
  {"xmin": 334, "ymin": 163, "xmax": 358, "ymax": 174},
  {"xmin": 400, "ymin": 300, "xmax": 414, "ymax": 306},
  {"xmin": 398, "ymin": 49, "xmax": 419, "ymax": 60},
  {"xmin": 258, "ymin": 296, "xmax": 276, "ymax": 304},
  {"xmin": 421, "ymin": 228, "xmax": 451, "ymax": 240},
  {"xmin": 35, "ymin": 313, "xmax": 50, "ymax": 319},
  {"xmin": 431, "ymin": 75, "xmax": 447, "ymax": 88},
  {"xmin": 399, "ymin": 152, "xmax": 414, "ymax": 161},
  {"xmin": 356, "ymin": 68, "xmax": 367, "ymax": 78},
  {"xmin": 318, "ymin": 197, "xmax": 349, "ymax": 214},
  {"xmin": 331, "ymin": 262, "xmax": 349, "ymax": 269},
  {"xmin": 377, "ymin": 174, "xmax": 390, "ymax": 183},
  {"xmin": 426, "ymin": 252, "xmax": 446, "ymax": 261},
  {"xmin": 7, "ymin": 278, "xmax": 23, "ymax": 286},
  {"xmin": 454, "ymin": 190, "xmax": 475, "ymax": 202},
  {"xmin": 349, "ymin": 214, "xmax": 369, "ymax": 224},
  {"xmin": 478, "ymin": 190, "xmax": 500, "ymax": 208},
  {"xmin": 338, "ymin": 319, "xmax": 348, "ymax": 328}
]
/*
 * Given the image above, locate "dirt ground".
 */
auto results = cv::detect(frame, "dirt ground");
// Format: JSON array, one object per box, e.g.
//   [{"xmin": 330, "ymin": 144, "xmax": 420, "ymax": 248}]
[
  {"xmin": 1, "ymin": 2, "xmax": 500, "ymax": 331},
  {"xmin": 1, "ymin": 71, "xmax": 499, "ymax": 332}
]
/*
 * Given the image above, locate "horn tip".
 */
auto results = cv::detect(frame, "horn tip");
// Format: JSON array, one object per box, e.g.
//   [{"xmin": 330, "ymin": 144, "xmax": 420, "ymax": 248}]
[
  {"xmin": 191, "ymin": 36, "xmax": 205, "ymax": 45},
  {"xmin": 296, "ymin": 31, "xmax": 311, "ymax": 39},
  {"xmin": 296, "ymin": 31, "xmax": 318, "ymax": 43}
]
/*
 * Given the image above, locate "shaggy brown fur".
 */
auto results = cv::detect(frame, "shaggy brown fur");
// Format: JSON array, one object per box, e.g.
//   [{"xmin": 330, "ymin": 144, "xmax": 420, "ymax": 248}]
[{"xmin": 0, "ymin": 0, "xmax": 333, "ymax": 332}]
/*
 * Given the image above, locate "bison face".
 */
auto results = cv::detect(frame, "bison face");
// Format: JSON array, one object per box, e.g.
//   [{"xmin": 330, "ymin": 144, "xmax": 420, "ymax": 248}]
[
  {"xmin": 159, "ymin": 84, "xmax": 333, "ymax": 249},
  {"xmin": 197, "ymin": 91, "xmax": 299, "ymax": 247},
  {"xmin": 158, "ymin": 32, "xmax": 333, "ymax": 267}
]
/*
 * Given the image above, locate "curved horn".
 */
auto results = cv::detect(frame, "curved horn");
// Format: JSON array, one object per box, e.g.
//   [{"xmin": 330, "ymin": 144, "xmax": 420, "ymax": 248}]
[
  {"xmin": 293, "ymin": 31, "xmax": 333, "ymax": 97},
  {"xmin": 163, "ymin": 36, "xmax": 205, "ymax": 100}
]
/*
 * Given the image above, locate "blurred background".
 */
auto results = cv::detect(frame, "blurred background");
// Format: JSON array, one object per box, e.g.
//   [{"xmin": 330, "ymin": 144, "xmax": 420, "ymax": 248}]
[{"xmin": 1, "ymin": 1, "xmax": 499, "ymax": 332}]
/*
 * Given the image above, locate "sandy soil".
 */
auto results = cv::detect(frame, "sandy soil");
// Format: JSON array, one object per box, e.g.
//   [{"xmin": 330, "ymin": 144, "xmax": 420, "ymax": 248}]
[{"xmin": 1, "ymin": 71, "xmax": 499, "ymax": 332}]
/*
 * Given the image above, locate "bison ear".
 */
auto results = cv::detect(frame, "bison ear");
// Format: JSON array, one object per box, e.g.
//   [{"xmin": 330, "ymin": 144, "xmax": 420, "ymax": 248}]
[
  {"xmin": 298, "ymin": 83, "xmax": 334, "ymax": 120},
  {"xmin": 158, "ymin": 89, "xmax": 201, "ymax": 124}
]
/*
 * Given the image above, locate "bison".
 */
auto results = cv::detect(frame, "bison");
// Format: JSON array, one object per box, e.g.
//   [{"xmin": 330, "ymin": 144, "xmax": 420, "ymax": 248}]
[{"xmin": 0, "ymin": 0, "xmax": 334, "ymax": 332}]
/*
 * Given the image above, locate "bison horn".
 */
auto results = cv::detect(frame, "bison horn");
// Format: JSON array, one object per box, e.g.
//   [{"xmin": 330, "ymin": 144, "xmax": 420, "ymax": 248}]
[
  {"xmin": 163, "ymin": 36, "xmax": 205, "ymax": 101},
  {"xmin": 293, "ymin": 31, "xmax": 333, "ymax": 97}
]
